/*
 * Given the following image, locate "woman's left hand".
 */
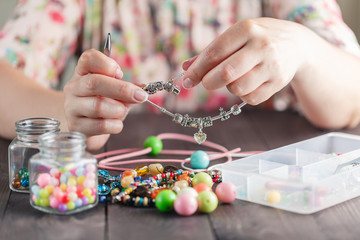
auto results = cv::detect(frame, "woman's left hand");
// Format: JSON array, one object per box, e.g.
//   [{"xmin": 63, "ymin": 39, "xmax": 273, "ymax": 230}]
[{"xmin": 182, "ymin": 18, "xmax": 312, "ymax": 105}]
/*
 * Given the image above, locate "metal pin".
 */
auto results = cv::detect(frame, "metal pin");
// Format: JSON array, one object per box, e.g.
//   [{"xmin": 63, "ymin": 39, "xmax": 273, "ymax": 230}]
[{"xmin": 104, "ymin": 33, "xmax": 111, "ymax": 57}]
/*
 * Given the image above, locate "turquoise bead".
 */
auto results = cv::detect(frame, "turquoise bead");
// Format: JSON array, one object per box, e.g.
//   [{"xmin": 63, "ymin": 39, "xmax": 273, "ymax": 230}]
[
  {"xmin": 190, "ymin": 150, "xmax": 210, "ymax": 169},
  {"xmin": 144, "ymin": 136, "xmax": 163, "ymax": 155}
]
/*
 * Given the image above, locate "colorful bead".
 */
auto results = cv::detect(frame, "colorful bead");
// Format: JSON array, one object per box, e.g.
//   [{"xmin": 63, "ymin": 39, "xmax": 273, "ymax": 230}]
[
  {"xmin": 178, "ymin": 187, "xmax": 198, "ymax": 198},
  {"xmin": 174, "ymin": 193, "xmax": 198, "ymax": 216},
  {"xmin": 197, "ymin": 191, "xmax": 218, "ymax": 213},
  {"xmin": 192, "ymin": 172, "xmax": 213, "ymax": 188},
  {"xmin": 144, "ymin": 136, "xmax": 163, "ymax": 155},
  {"xmin": 155, "ymin": 190, "xmax": 177, "ymax": 212},
  {"xmin": 266, "ymin": 190, "xmax": 281, "ymax": 204},
  {"xmin": 135, "ymin": 165, "xmax": 149, "ymax": 176},
  {"xmin": 190, "ymin": 150, "xmax": 210, "ymax": 169},
  {"xmin": 215, "ymin": 182, "xmax": 236, "ymax": 203},
  {"xmin": 193, "ymin": 183, "xmax": 212, "ymax": 193},
  {"xmin": 149, "ymin": 164, "xmax": 164, "ymax": 175}
]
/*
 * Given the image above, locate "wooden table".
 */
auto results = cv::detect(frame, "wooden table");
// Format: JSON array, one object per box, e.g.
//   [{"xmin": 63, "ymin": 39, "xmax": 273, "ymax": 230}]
[{"xmin": 1, "ymin": 109, "xmax": 360, "ymax": 240}]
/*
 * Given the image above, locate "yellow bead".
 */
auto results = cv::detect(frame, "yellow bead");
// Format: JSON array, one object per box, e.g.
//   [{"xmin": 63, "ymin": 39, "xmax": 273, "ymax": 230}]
[
  {"xmin": 148, "ymin": 164, "xmax": 164, "ymax": 175},
  {"xmin": 135, "ymin": 165, "xmax": 149, "ymax": 176},
  {"xmin": 60, "ymin": 183, "xmax": 67, "ymax": 192},
  {"xmin": 121, "ymin": 176, "xmax": 134, "ymax": 188},
  {"xmin": 67, "ymin": 178, "xmax": 77, "ymax": 186},
  {"xmin": 266, "ymin": 190, "xmax": 281, "ymax": 204},
  {"xmin": 89, "ymin": 196, "xmax": 95, "ymax": 204},
  {"xmin": 83, "ymin": 188, "xmax": 92, "ymax": 198},
  {"xmin": 77, "ymin": 176, "xmax": 86, "ymax": 184},
  {"xmin": 45, "ymin": 185, "xmax": 54, "ymax": 195}
]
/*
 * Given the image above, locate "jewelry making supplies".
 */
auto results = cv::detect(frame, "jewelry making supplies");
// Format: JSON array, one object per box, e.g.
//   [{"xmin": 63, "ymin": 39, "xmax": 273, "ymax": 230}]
[
  {"xmin": 8, "ymin": 118, "xmax": 60, "ymax": 193},
  {"xmin": 29, "ymin": 132, "xmax": 98, "ymax": 214},
  {"xmin": 103, "ymin": 33, "xmax": 246, "ymax": 144}
]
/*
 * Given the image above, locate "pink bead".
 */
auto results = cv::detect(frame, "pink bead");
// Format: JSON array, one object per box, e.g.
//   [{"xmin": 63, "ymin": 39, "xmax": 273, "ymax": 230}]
[
  {"xmin": 174, "ymin": 193, "xmax": 198, "ymax": 216},
  {"xmin": 86, "ymin": 164, "xmax": 96, "ymax": 173},
  {"xmin": 37, "ymin": 173, "xmax": 51, "ymax": 188},
  {"xmin": 48, "ymin": 177, "xmax": 59, "ymax": 186},
  {"xmin": 50, "ymin": 196, "xmax": 59, "ymax": 209},
  {"xmin": 215, "ymin": 182, "xmax": 237, "ymax": 203},
  {"xmin": 91, "ymin": 187, "xmax": 96, "ymax": 196},
  {"xmin": 53, "ymin": 187, "xmax": 63, "ymax": 200},
  {"xmin": 50, "ymin": 168, "xmax": 59, "ymax": 177},
  {"xmin": 31, "ymin": 195, "xmax": 37, "ymax": 202},
  {"xmin": 86, "ymin": 172, "xmax": 96, "ymax": 180},
  {"xmin": 67, "ymin": 185, "xmax": 77, "ymax": 193},
  {"xmin": 83, "ymin": 179, "xmax": 94, "ymax": 189}
]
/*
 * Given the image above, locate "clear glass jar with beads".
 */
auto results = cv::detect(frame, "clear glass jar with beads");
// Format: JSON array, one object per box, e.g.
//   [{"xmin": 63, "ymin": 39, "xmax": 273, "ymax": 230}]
[
  {"xmin": 8, "ymin": 118, "xmax": 60, "ymax": 193},
  {"xmin": 29, "ymin": 131, "xmax": 98, "ymax": 214}
]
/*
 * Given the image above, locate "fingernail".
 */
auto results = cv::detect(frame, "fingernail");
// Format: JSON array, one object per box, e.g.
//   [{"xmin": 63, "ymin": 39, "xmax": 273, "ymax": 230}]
[
  {"xmin": 183, "ymin": 78, "xmax": 194, "ymax": 89},
  {"xmin": 115, "ymin": 68, "xmax": 123, "ymax": 79},
  {"xmin": 134, "ymin": 89, "xmax": 148, "ymax": 102}
]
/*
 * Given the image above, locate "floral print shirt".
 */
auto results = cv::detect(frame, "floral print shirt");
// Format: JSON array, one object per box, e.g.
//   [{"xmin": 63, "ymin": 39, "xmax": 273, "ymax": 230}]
[{"xmin": 0, "ymin": 0, "xmax": 359, "ymax": 112}]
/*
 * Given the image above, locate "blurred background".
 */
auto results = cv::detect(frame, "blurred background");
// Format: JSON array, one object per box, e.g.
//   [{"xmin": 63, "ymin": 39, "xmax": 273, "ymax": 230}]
[{"xmin": 0, "ymin": 0, "xmax": 359, "ymax": 89}]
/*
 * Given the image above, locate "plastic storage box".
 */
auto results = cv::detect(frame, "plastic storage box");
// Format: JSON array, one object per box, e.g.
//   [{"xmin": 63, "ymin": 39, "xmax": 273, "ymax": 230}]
[{"xmin": 220, "ymin": 132, "xmax": 360, "ymax": 214}]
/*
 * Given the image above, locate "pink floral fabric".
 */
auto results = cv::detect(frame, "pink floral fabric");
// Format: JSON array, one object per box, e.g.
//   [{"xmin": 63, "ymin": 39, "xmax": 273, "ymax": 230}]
[{"xmin": 0, "ymin": 0, "xmax": 359, "ymax": 112}]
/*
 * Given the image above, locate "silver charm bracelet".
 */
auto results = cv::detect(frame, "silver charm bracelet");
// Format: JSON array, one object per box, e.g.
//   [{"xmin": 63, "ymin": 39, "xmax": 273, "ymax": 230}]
[
  {"xmin": 142, "ymin": 73, "xmax": 247, "ymax": 144},
  {"xmin": 103, "ymin": 33, "xmax": 246, "ymax": 144}
]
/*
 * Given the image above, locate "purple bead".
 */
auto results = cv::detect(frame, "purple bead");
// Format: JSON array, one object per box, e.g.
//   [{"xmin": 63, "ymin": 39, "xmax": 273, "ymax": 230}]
[
  {"xmin": 82, "ymin": 196, "xmax": 89, "ymax": 206},
  {"xmin": 58, "ymin": 203, "xmax": 68, "ymax": 212}
]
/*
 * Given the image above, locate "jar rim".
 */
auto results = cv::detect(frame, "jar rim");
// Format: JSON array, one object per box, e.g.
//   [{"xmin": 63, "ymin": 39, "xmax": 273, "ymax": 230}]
[
  {"xmin": 39, "ymin": 131, "xmax": 86, "ymax": 150},
  {"xmin": 15, "ymin": 118, "xmax": 60, "ymax": 135}
]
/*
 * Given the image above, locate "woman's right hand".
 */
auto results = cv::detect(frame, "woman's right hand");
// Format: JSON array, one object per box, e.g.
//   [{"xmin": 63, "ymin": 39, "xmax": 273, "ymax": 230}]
[{"xmin": 64, "ymin": 49, "xmax": 148, "ymax": 151}]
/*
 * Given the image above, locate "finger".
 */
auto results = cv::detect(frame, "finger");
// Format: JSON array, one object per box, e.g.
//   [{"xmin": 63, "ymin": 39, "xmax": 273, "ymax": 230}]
[
  {"xmin": 226, "ymin": 64, "xmax": 267, "ymax": 97},
  {"xmin": 75, "ymin": 48, "xmax": 123, "ymax": 79},
  {"xmin": 241, "ymin": 82, "xmax": 275, "ymax": 105},
  {"xmin": 183, "ymin": 20, "xmax": 253, "ymax": 88},
  {"xmin": 69, "ymin": 118, "xmax": 124, "ymax": 136},
  {"xmin": 67, "ymin": 96, "xmax": 130, "ymax": 120},
  {"xmin": 182, "ymin": 55, "xmax": 198, "ymax": 71},
  {"xmin": 202, "ymin": 43, "xmax": 262, "ymax": 90},
  {"xmin": 70, "ymin": 73, "xmax": 148, "ymax": 103}
]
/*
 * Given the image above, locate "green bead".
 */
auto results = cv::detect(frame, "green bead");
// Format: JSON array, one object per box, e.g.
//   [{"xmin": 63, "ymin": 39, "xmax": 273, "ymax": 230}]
[
  {"xmin": 197, "ymin": 191, "xmax": 218, "ymax": 213},
  {"xmin": 18, "ymin": 168, "xmax": 28, "ymax": 178},
  {"xmin": 155, "ymin": 190, "xmax": 177, "ymax": 212},
  {"xmin": 192, "ymin": 172, "xmax": 213, "ymax": 188},
  {"xmin": 39, "ymin": 197, "xmax": 50, "ymax": 207},
  {"xmin": 39, "ymin": 189, "xmax": 49, "ymax": 198},
  {"xmin": 144, "ymin": 136, "xmax": 163, "ymax": 155}
]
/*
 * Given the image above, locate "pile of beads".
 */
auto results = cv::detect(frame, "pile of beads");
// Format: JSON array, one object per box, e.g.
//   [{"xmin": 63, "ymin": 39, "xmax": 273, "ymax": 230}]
[
  {"xmin": 12, "ymin": 167, "xmax": 29, "ymax": 190},
  {"xmin": 30, "ymin": 162, "xmax": 98, "ymax": 214},
  {"xmin": 98, "ymin": 167, "xmax": 236, "ymax": 216}
]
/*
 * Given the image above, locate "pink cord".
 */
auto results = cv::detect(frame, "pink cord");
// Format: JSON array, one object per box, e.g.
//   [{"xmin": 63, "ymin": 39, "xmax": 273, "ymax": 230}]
[{"xmin": 96, "ymin": 132, "xmax": 257, "ymax": 171}]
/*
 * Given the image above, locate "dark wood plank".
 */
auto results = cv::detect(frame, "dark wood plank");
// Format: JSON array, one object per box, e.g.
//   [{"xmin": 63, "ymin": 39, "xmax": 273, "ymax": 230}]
[{"xmin": 0, "ymin": 138, "xmax": 10, "ymax": 219}]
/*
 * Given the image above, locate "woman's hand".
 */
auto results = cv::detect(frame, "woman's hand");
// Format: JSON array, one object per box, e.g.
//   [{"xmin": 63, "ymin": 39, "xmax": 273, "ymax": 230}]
[
  {"xmin": 182, "ymin": 18, "xmax": 312, "ymax": 105},
  {"xmin": 64, "ymin": 49, "xmax": 148, "ymax": 151}
]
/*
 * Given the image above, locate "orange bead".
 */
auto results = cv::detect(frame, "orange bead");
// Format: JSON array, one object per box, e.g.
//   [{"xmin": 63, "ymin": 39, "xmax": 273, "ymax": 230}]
[
  {"xmin": 193, "ymin": 183, "xmax": 212, "ymax": 193},
  {"xmin": 177, "ymin": 173, "xmax": 189, "ymax": 181}
]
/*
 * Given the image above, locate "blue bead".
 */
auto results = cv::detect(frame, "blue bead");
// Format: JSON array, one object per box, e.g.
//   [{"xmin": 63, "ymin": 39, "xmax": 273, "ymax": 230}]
[
  {"xmin": 20, "ymin": 178, "xmax": 29, "ymax": 187},
  {"xmin": 99, "ymin": 195, "xmax": 107, "ymax": 203},
  {"xmin": 190, "ymin": 150, "xmax": 210, "ymax": 169}
]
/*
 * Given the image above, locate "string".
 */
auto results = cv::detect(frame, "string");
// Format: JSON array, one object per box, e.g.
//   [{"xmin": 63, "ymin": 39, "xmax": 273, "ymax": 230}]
[{"xmin": 96, "ymin": 132, "xmax": 260, "ymax": 172}]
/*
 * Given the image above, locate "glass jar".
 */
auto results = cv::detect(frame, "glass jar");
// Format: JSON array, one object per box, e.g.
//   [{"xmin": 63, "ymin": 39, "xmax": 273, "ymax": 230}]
[
  {"xmin": 8, "ymin": 118, "xmax": 60, "ymax": 193},
  {"xmin": 29, "ymin": 132, "xmax": 98, "ymax": 214}
]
